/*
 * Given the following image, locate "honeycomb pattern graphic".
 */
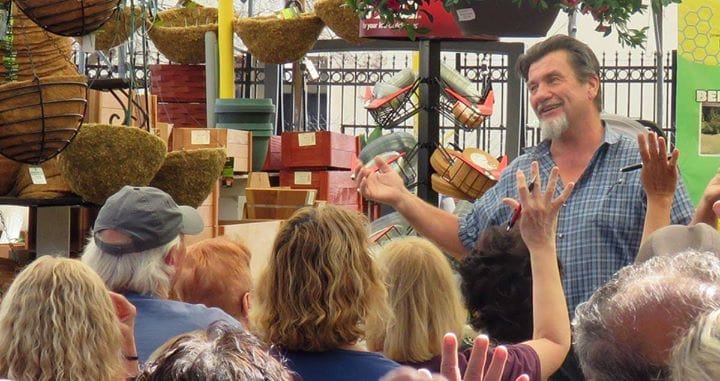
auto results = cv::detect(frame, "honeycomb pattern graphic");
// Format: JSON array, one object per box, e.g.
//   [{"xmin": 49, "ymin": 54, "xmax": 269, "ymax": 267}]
[{"xmin": 679, "ymin": 4, "xmax": 720, "ymax": 66}]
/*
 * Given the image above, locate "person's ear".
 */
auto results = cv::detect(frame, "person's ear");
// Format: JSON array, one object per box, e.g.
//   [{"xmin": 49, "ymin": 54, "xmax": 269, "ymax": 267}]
[
  {"xmin": 109, "ymin": 291, "xmax": 135, "ymax": 322},
  {"xmin": 164, "ymin": 244, "xmax": 183, "ymax": 267},
  {"xmin": 586, "ymin": 75, "xmax": 600, "ymax": 100},
  {"xmin": 241, "ymin": 291, "xmax": 252, "ymax": 318}
]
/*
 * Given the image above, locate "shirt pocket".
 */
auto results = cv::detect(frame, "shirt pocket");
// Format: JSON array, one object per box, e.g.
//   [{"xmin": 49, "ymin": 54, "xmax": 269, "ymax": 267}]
[{"xmin": 591, "ymin": 179, "xmax": 645, "ymax": 247}]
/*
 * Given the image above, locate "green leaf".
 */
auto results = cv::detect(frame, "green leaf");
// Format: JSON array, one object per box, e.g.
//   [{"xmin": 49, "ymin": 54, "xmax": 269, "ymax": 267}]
[{"xmin": 368, "ymin": 126, "xmax": 384, "ymax": 143}]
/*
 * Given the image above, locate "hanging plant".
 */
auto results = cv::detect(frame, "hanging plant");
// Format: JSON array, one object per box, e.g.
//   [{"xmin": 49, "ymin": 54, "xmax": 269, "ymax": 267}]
[{"xmin": 347, "ymin": 0, "xmax": 682, "ymax": 47}]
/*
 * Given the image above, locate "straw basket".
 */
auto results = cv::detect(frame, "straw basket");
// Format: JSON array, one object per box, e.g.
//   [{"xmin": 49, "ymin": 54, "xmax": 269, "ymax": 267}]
[
  {"xmin": 431, "ymin": 173, "xmax": 472, "ymax": 200},
  {"xmin": 0, "ymin": 75, "xmax": 88, "ymax": 165},
  {"xmin": 148, "ymin": 7, "xmax": 218, "ymax": 64},
  {"xmin": 15, "ymin": 158, "xmax": 74, "ymax": 199},
  {"xmin": 234, "ymin": 13, "xmax": 324, "ymax": 64},
  {"xmin": 2, "ymin": 7, "xmax": 78, "ymax": 82},
  {"xmin": 0, "ymin": 155, "xmax": 22, "ymax": 196},
  {"xmin": 444, "ymin": 151, "xmax": 498, "ymax": 200},
  {"xmin": 94, "ymin": 6, "xmax": 145, "ymax": 51},
  {"xmin": 14, "ymin": 0, "xmax": 121, "ymax": 36},
  {"xmin": 314, "ymin": 0, "xmax": 365, "ymax": 45}
]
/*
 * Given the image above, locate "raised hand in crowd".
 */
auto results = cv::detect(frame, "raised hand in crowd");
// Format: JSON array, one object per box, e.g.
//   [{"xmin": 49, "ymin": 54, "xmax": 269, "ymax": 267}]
[
  {"xmin": 694, "ymin": 166, "xmax": 720, "ymax": 225},
  {"xmin": 637, "ymin": 132, "xmax": 680, "ymax": 242},
  {"xmin": 501, "ymin": 161, "xmax": 574, "ymax": 380},
  {"xmin": 441, "ymin": 333, "xmax": 529, "ymax": 381},
  {"xmin": 109, "ymin": 291, "xmax": 140, "ymax": 380}
]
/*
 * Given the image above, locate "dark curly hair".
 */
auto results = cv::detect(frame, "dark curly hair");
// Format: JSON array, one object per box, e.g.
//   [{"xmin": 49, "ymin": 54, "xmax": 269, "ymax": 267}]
[{"xmin": 458, "ymin": 226, "xmax": 562, "ymax": 344}]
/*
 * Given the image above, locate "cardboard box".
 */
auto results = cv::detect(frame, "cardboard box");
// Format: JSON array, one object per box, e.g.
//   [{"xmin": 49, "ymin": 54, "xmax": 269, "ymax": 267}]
[
  {"xmin": 245, "ymin": 188, "xmax": 316, "ymax": 219},
  {"xmin": 281, "ymin": 131, "xmax": 358, "ymax": 170},
  {"xmin": 218, "ymin": 219, "xmax": 284, "ymax": 276},
  {"xmin": 171, "ymin": 128, "xmax": 252, "ymax": 173},
  {"xmin": 280, "ymin": 170, "xmax": 360, "ymax": 210}
]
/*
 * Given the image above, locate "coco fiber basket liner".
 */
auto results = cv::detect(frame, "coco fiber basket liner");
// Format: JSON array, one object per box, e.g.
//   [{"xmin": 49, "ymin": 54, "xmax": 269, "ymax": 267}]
[
  {"xmin": 148, "ymin": 7, "xmax": 218, "ymax": 64},
  {"xmin": 16, "ymin": 158, "xmax": 74, "ymax": 199},
  {"xmin": 150, "ymin": 148, "xmax": 226, "ymax": 208},
  {"xmin": 0, "ymin": 155, "xmax": 22, "ymax": 196},
  {"xmin": 314, "ymin": 0, "xmax": 365, "ymax": 45},
  {"xmin": 58, "ymin": 124, "xmax": 167, "ymax": 205},
  {"xmin": 0, "ymin": 75, "xmax": 87, "ymax": 165},
  {"xmin": 234, "ymin": 13, "xmax": 324, "ymax": 64},
  {"xmin": 94, "ymin": 6, "xmax": 145, "ymax": 51},
  {"xmin": 14, "ymin": 0, "xmax": 121, "ymax": 36}
]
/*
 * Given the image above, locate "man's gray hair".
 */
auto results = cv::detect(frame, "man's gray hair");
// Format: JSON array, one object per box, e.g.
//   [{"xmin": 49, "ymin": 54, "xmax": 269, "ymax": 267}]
[
  {"xmin": 81, "ymin": 234, "xmax": 181, "ymax": 298},
  {"xmin": 670, "ymin": 308, "xmax": 720, "ymax": 381},
  {"xmin": 573, "ymin": 250, "xmax": 720, "ymax": 381}
]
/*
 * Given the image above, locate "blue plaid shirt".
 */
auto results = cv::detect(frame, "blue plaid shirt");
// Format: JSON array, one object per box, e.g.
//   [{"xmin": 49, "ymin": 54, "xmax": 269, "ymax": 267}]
[{"xmin": 458, "ymin": 127, "xmax": 694, "ymax": 314}]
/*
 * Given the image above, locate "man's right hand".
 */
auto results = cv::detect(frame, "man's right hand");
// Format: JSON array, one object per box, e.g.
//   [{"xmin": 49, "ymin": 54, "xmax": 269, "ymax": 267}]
[{"xmin": 354, "ymin": 155, "xmax": 410, "ymax": 207}]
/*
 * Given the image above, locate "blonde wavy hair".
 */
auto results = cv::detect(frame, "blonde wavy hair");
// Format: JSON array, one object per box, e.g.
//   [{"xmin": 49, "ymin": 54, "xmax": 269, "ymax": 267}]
[
  {"xmin": 366, "ymin": 237, "xmax": 467, "ymax": 362},
  {"xmin": 671, "ymin": 308, "xmax": 720, "ymax": 381},
  {"xmin": 0, "ymin": 256, "xmax": 125, "ymax": 381},
  {"xmin": 251, "ymin": 205, "xmax": 389, "ymax": 351}
]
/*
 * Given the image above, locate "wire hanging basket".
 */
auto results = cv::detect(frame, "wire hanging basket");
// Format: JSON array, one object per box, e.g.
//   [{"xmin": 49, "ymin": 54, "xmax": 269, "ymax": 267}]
[
  {"xmin": 235, "ymin": 13, "xmax": 325, "ymax": 65},
  {"xmin": 0, "ymin": 74, "xmax": 88, "ymax": 165},
  {"xmin": 13, "ymin": 0, "xmax": 121, "ymax": 37},
  {"xmin": 365, "ymin": 78, "xmax": 422, "ymax": 129},
  {"xmin": 148, "ymin": 6, "xmax": 218, "ymax": 64}
]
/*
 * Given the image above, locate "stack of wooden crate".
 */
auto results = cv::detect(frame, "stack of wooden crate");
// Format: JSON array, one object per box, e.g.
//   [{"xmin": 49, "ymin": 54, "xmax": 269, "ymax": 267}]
[
  {"xmin": 278, "ymin": 131, "xmax": 361, "ymax": 211},
  {"xmin": 151, "ymin": 64, "xmax": 207, "ymax": 128}
]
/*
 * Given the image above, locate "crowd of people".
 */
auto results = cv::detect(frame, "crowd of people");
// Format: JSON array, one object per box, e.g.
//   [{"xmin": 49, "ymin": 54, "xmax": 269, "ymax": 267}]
[{"xmin": 1, "ymin": 34, "xmax": 720, "ymax": 381}]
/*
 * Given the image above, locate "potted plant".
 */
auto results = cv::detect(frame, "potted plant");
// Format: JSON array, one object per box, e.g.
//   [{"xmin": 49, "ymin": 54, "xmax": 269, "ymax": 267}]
[{"xmin": 347, "ymin": 0, "xmax": 682, "ymax": 47}]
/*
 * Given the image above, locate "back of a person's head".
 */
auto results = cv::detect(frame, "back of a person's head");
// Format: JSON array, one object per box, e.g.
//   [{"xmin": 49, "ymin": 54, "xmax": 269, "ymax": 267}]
[
  {"xmin": 671, "ymin": 309, "xmax": 720, "ymax": 381},
  {"xmin": 0, "ymin": 256, "xmax": 124, "ymax": 381},
  {"xmin": 251, "ymin": 205, "xmax": 388, "ymax": 351},
  {"xmin": 574, "ymin": 250, "xmax": 720, "ymax": 381},
  {"xmin": 174, "ymin": 237, "xmax": 252, "ymax": 320},
  {"xmin": 139, "ymin": 320, "xmax": 292, "ymax": 381},
  {"xmin": 458, "ymin": 226, "xmax": 534, "ymax": 343},
  {"xmin": 366, "ymin": 236, "xmax": 467, "ymax": 362},
  {"xmin": 82, "ymin": 234, "xmax": 179, "ymax": 298}
]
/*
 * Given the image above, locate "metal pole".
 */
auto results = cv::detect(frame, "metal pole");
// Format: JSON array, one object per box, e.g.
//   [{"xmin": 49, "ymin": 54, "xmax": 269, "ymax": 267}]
[
  {"xmin": 653, "ymin": 4, "xmax": 664, "ymax": 130},
  {"xmin": 568, "ymin": 7, "xmax": 577, "ymax": 37},
  {"xmin": 417, "ymin": 40, "xmax": 441, "ymax": 204}
]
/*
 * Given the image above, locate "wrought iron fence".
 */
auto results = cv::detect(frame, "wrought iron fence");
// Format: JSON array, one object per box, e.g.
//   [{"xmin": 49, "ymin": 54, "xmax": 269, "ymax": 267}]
[{"xmin": 235, "ymin": 49, "xmax": 676, "ymax": 157}]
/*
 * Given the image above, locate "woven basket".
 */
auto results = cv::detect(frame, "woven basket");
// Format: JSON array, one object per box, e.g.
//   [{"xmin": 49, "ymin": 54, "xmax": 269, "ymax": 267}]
[
  {"xmin": 0, "ymin": 155, "xmax": 22, "ymax": 196},
  {"xmin": 14, "ymin": 0, "xmax": 121, "ymax": 36},
  {"xmin": 95, "ymin": 6, "xmax": 145, "ymax": 51},
  {"xmin": 0, "ymin": 75, "xmax": 87, "ymax": 165},
  {"xmin": 235, "ymin": 13, "xmax": 324, "ymax": 64},
  {"xmin": 314, "ymin": 0, "xmax": 365, "ymax": 45},
  {"xmin": 16, "ymin": 158, "xmax": 74, "ymax": 199},
  {"xmin": 2, "ymin": 7, "xmax": 78, "ymax": 82},
  {"xmin": 148, "ymin": 7, "xmax": 218, "ymax": 64},
  {"xmin": 58, "ymin": 123, "xmax": 167, "ymax": 205}
]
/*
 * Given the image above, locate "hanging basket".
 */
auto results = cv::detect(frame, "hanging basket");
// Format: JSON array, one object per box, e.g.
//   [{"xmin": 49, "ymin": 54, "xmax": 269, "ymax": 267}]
[
  {"xmin": 314, "ymin": 0, "xmax": 366, "ymax": 45},
  {"xmin": 0, "ymin": 75, "xmax": 88, "ymax": 165},
  {"xmin": 3, "ymin": 6, "xmax": 78, "ymax": 83},
  {"xmin": 234, "ymin": 13, "xmax": 324, "ymax": 64},
  {"xmin": 149, "ymin": 148, "xmax": 226, "ymax": 208},
  {"xmin": 148, "ymin": 7, "xmax": 218, "ymax": 64},
  {"xmin": 365, "ymin": 78, "xmax": 422, "ymax": 129},
  {"xmin": 94, "ymin": 6, "xmax": 146, "ymax": 51},
  {"xmin": 58, "ymin": 124, "xmax": 167, "ymax": 205},
  {"xmin": 0, "ymin": 155, "xmax": 22, "ymax": 196},
  {"xmin": 13, "ymin": 0, "xmax": 121, "ymax": 37}
]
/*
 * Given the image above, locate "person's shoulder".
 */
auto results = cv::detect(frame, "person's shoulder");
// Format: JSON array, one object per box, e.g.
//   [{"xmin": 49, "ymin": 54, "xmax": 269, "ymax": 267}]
[{"xmin": 137, "ymin": 298, "xmax": 241, "ymax": 326}]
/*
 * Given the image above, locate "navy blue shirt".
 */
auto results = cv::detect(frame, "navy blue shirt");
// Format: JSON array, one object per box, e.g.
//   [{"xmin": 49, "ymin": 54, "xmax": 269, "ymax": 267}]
[
  {"xmin": 282, "ymin": 349, "xmax": 400, "ymax": 381},
  {"xmin": 124, "ymin": 292, "xmax": 241, "ymax": 362}
]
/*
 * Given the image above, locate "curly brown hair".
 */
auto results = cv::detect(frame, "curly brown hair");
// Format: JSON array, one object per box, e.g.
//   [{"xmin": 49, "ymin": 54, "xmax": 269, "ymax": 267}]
[{"xmin": 251, "ymin": 205, "xmax": 389, "ymax": 351}]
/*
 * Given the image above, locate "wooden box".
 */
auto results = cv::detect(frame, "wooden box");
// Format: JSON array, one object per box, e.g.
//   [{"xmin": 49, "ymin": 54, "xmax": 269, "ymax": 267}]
[
  {"xmin": 184, "ymin": 182, "xmax": 219, "ymax": 246},
  {"xmin": 279, "ymin": 170, "xmax": 360, "ymax": 210},
  {"xmin": 171, "ymin": 128, "xmax": 252, "ymax": 173},
  {"xmin": 281, "ymin": 131, "xmax": 359, "ymax": 170},
  {"xmin": 245, "ymin": 188, "xmax": 316, "ymax": 219},
  {"xmin": 150, "ymin": 64, "xmax": 206, "ymax": 103},
  {"xmin": 218, "ymin": 219, "xmax": 284, "ymax": 276}
]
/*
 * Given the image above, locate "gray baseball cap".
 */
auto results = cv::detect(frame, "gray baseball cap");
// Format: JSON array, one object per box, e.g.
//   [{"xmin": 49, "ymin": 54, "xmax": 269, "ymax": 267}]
[
  {"xmin": 636, "ymin": 223, "xmax": 720, "ymax": 264},
  {"xmin": 93, "ymin": 186, "xmax": 204, "ymax": 255}
]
